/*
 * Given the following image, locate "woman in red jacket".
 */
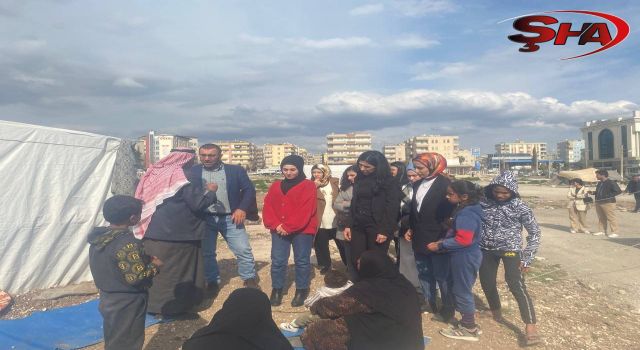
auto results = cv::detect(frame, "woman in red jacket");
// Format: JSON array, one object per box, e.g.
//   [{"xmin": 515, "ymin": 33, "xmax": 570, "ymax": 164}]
[{"xmin": 263, "ymin": 155, "xmax": 318, "ymax": 307}]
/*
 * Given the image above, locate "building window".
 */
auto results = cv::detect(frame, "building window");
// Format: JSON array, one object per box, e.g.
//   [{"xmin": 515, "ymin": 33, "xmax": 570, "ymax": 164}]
[
  {"xmin": 621, "ymin": 125, "xmax": 628, "ymax": 158},
  {"xmin": 598, "ymin": 129, "xmax": 614, "ymax": 159},
  {"xmin": 587, "ymin": 132, "xmax": 593, "ymax": 160}
]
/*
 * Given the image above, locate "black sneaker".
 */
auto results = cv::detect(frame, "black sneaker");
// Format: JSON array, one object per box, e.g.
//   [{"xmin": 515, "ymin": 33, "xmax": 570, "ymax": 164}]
[{"xmin": 204, "ymin": 282, "xmax": 219, "ymax": 298}]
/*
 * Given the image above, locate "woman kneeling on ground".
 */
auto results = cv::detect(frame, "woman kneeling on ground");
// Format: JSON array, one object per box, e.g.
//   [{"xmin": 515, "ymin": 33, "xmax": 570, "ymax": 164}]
[{"xmin": 300, "ymin": 250, "xmax": 423, "ymax": 350}]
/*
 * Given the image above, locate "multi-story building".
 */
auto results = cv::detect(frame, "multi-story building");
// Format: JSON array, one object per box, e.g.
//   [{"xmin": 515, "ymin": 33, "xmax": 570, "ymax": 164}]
[
  {"xmin": 495, "ymin": 140, "xmax": 547, "ymax": 159},
  {"xmin": 581, "ymin": 111, "xmax": 640, "ymax": 176},
  {"xmin": 557, "ymin": 139, "xmax": 585, "ymax": 164},
  {"xmin": 214, "ymin": 140, "xmax": 258, "ymax": 170},
  {"xmin": 253, "ymin": 148, "xmax": 265, "ymax": 170},
  {"xmin": 326, "ymin": 132, "xmax": 372, "ymax": 165},
  {"xmin": 383, "ymin": 143, "xmax": 407, "ymax": 162},
  {"xmin": 264, "ymin": 143, "xmax": 298, "ymax": 167},
  {"xmin": 406, "ymin": 135, "xmax": 459, "ymax": 160},
  {"xmin": 143, "ymin": 131, "xmax": 199, "ymax": 166}
]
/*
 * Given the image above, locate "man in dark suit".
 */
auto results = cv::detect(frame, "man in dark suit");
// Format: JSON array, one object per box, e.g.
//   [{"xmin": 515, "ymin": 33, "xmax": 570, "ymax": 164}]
[{"xmin": 192, "ymin": 144, "xmax": 259, "ymax": 292}]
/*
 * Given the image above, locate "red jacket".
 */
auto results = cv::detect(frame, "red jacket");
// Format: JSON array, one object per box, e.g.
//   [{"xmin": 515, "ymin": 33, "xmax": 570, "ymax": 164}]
[{"xmin": 263, "ymin": 179, "xmax": 318, "ymax": 235}]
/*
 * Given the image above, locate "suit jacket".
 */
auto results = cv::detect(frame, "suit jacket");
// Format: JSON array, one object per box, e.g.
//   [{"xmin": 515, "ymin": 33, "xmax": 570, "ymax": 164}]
[
  {"xmin": 190, "ymin": 164, "xmax": 258, "ymax": 218},
  {"xmin": 409, "ymin": 175, "xmax": 455, "ymax": 255}
]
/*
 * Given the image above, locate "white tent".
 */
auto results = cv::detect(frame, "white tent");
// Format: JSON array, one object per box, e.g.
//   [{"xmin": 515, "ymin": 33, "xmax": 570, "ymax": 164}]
[{"xmin": 0, "ymin": 121, "xmax": 121, "ymax": 294}]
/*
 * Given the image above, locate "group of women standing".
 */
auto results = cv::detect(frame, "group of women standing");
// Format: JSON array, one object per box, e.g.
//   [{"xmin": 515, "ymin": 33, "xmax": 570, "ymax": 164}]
[{"xmin": 260, "ymin": 150, "xmax": 540, "ymax": 348}]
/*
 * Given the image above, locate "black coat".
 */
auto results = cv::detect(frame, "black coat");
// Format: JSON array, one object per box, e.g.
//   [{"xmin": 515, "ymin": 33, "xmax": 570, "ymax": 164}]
[
  {"xmin": 349, "ymin": 175, "xmax": 402, "ymax": 237},
  {"xmin": 409, "ymin": 175, "xmax": 455, "ymax": 255},
  {"xmin": 144, "ymin": 170, "xmax": 217, "ymax": 241},
  {"xmin": 595, "ymin": 179, "xmax": 622, "ymax": 204}
]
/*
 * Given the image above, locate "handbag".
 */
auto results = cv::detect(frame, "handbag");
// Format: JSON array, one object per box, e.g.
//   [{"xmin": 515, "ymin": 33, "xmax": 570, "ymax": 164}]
[{"xmin": 583, "ymin": 194, "xmax": 594, "ymax": 204}]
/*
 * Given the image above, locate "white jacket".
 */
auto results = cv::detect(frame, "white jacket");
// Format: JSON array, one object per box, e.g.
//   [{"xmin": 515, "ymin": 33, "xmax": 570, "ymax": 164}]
[{"xmin": 567, "ymin": 186, "xmax": 589, "ymax": 211}]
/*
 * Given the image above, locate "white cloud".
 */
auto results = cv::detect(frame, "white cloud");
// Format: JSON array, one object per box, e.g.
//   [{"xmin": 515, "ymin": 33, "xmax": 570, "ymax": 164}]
[
  {"xmin": 394, "ymin": 34, "xmax": 440, "ymax": 49},
  {"xmin": 286, "ymin": 36, "xmax": 374, "ymax": 49},
  {"xmin": 113, "ymin": 77, "xmax": 146, "ymax": 88},
  {"xmin": 239, "ymin": 34, "xmax": 275, "ymax": 45},
  {"xmin": 349, "ymin": 3, "xmax": 385, "ymax": 16},
  {"xmin": 12, "ymin": 73, "xmax": 57, "ymax": 86},
  {"xmin": 316, "ymin": 89, "xmax": 637, "ymax": 122},
  {"xmin": 394, "ymin": 0, "xmax": 457, "ymax": 17},
  {"xmin": 411, "ymin": 62, "xmax": 475, "ymax": 80}
]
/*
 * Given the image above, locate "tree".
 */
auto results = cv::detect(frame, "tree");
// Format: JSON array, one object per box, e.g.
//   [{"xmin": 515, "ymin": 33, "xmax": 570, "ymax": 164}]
[{"xmin": 532, "ymin": 146, "xmax": 539, "ymax": 172}]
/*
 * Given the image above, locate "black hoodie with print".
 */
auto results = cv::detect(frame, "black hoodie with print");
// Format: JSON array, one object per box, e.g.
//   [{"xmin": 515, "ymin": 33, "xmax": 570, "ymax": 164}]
[{"xmin": 88, "ymin": 227, "xmax": 158, "ymax": 293}]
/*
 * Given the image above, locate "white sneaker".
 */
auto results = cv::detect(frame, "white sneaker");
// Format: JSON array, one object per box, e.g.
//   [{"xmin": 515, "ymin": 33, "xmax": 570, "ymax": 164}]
[
  {"xmin": 607, "ymin": 233, "xmax": 619, "ymax": 238},
  {"xmin": 582, "ymin": 230, "xmax": 591, "ymax": 234},
  {"xmin": 592, "ymin": 232, "xmax": 605, "ymax": 236},
  {"xmin": 280, "ymin": 322, "xmax": 301, "ymax": 332},
  {"xmin": 570, "ymin": 229, "xmax": 577, "ymax": 234}
]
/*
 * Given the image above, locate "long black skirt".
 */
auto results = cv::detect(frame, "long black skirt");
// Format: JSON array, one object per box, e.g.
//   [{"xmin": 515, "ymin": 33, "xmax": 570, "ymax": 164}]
[{"xmin": 143, "ymin": 239, "xmax": 205, "ymax": 316}]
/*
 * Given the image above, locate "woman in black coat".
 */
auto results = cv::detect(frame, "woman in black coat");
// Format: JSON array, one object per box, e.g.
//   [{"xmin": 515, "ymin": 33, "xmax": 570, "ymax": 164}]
[{"xmin": 344, "ymin": 151, "xmax": 401, "ymax": 279}]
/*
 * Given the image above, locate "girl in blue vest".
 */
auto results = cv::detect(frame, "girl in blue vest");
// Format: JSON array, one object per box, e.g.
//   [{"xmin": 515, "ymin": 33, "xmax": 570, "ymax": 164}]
[{"xmin": 427, "ymin": 180, "xmax": 483, "ymax": 342}]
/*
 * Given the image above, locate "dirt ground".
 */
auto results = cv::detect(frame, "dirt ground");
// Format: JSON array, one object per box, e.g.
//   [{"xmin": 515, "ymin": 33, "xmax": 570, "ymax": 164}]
[{"xmin": 3, "ymin": 184, "xmax": 640, "ymax": 349}]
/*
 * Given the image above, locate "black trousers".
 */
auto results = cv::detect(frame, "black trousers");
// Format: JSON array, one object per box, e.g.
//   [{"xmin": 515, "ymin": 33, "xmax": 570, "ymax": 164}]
[
  {"xmin": 314, "ymin": 228, "xmax": 346, "ymax": 268},
  {"xmin": 634, "ymin": 193, "xmax": 640, "ymax": 212},
  {"xmin": 479, "ymin": 250, "xmax": 537, "ymax": 324},
  {"xmin": 350, "ymin": 214, "xmax": 391, "ymax": 278},
  {"xmin": 99, "ymin": 291, "xmax": 148, "ymax": 350}
]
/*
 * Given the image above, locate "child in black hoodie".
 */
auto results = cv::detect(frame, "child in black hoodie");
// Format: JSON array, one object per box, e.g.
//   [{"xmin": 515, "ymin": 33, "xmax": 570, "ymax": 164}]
[{"xmin": 88, "ymin": 195, "xmax": 163, "ymax": 350}]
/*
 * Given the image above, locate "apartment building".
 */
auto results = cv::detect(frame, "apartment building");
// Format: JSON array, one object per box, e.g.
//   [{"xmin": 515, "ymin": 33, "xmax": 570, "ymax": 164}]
[
  {"xmin": 495, "ymin": 140, "xmax": 547, "ymax": 159},
  {"xmin": 264, "ymin": 143, "xmax": 298, "ymax": 167},
  {"xmin": 383, "ymin": 143, "xmax": 407, "ymax": 162},
  {"xmin": 326, "ymin": 132, "xmax": 372, "ymax": 165},
  {"xmin": 406, "ymin": 135, "xmax": 459, "ymax": 160},
  {"xmin": 214, "ymin": 140, "xmax": 258, "ymax": 170}
]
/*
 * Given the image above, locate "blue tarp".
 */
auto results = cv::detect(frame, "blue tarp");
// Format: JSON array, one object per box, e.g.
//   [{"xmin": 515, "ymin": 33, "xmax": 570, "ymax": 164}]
[
  {"xmin": 0, "ymin": 299, "xmax": 161, "ymax": 350},
  {"xmin": 0, "ymin": 299, "xmax": 431, "ymax": 350}
]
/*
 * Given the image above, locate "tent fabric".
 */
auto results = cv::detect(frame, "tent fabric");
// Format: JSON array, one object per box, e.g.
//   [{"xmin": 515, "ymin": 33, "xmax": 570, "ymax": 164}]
[
  {"xmin": 558, "ymin": 168, "xmax": 622, "ymax": 183},
  {"xmin": 0, "ymin": 120, "xmax": 120, "ymax": 294}
]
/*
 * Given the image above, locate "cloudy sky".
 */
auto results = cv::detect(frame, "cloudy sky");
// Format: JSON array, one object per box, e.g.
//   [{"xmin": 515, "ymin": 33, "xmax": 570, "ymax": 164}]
[{"xmin": 1, "ymin": 0, "xmax": 639, "ymax": 153}]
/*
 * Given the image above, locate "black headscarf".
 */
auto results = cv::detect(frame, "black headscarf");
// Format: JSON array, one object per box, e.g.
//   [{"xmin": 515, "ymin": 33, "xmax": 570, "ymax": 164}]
[
  {"xmin": 390, "ymin": 161, "xmax": 409, "ymax": 186},
  {"xmin": 344, "ymin": 250, "xmax": 423, "ymax": 350},
  {"xmin": 182, "ymin": 288, "xmax": 293, "ymax": 350},
  {"xmin": 280, "ymin": 155, "xmax": 306, "ymax": 194}
]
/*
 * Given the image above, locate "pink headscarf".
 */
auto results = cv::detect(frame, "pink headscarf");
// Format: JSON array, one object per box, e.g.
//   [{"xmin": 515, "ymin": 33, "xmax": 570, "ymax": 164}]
[
  {"xmin": 412, "ymin": 152, "xmax": 447, "ymax": 181},
  {"xmin": 133, "ymin": 149, "xmax": 194, "ymax": 238}
]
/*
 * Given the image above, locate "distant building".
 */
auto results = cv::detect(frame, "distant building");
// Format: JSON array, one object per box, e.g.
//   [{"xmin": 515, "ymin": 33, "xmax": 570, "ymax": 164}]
[
  {"xmin": 253, "ymin": 148, "xmax": 265, "ymax": 169},
  {"xmin": 495, "ymin": 140, "xmax": 547, "ymax": 159},
  {"xmin": 557, "ymin": 139, "xmax": 585, "ymax": 164},
  {"xmin": 214, "ymin": 140, "xmax": 258, "ymax": 170},
  {"xmin": 581, "ymin": 111, "xmax": 640, "ymax": 176},
  {"xmin": 383, "ymin": 143, "xmax": 407, "ymax": 162},
  {"xmin": 264, "ymin": 143, "xmax": 298, "ymax": 167},
  {"xmin": 406, "ymin": 135, "xmax": 459, "ymax": 160},
  {"xmin": 143, "ymin": 131, "xmax": 199, "ymax": 166},
  {"xmin": 326, "ymin": 132, "xmax": 372, "ymax": 165}
]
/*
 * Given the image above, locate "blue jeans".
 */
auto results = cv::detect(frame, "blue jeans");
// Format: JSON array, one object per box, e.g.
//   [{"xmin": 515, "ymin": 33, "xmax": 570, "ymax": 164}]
[
  {"xmin": 271, "ymin": 232, "xmax": 313, "ymax": 289},
  {"xmin": 449, "ymin": 249, "xmax": 482, "ymax": 316},
  {"xmin": 414, "ymin": 253, "xmax": 454, "ymax": 318},
  {"xmin": 202, "ymin": 215, "xmax": 256, "ymax": 283}
]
